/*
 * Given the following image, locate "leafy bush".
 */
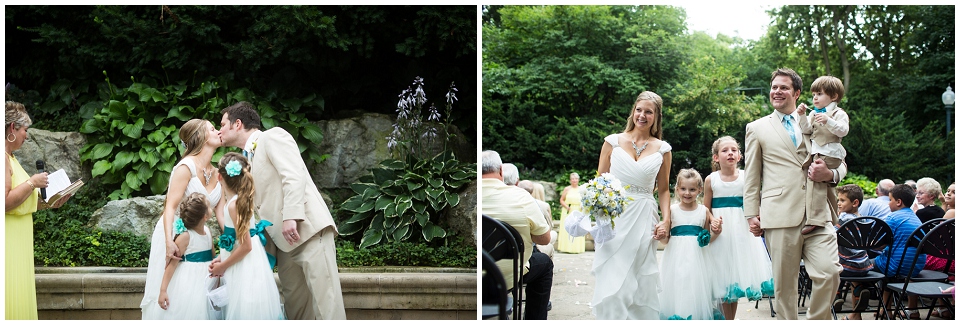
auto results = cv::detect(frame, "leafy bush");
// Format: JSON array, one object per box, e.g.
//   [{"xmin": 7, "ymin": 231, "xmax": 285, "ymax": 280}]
[
  {"xmin": 339, "ymin": 154, "xmax": 474, "ymax": 249},
  {"xmin": 33, "ymin": 180, "xmax": 150, "ymax": 267},
  {"xmin": 79, "ymin": 73, "xmax": 325, "ymax": 199},
  {"xmin": 336, "ymin": 239, "xmax": 476, "ymax": 268},
  {"xmin": 839, "ymin": 172, "xmax": 880, "ymax": 199}
]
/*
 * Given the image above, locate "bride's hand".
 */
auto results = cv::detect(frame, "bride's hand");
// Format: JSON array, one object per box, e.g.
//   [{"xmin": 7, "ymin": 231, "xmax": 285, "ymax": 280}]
[{"xmin": 165, "ymin": 240, "xmax": 182, "ymax": 264}]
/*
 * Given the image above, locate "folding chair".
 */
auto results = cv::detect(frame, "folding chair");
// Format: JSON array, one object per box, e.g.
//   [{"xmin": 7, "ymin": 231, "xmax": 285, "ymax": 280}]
[
  {"xmin": 884, "ymin": 219, "xmax": 954, "ymax": 320},
  {"xmin": 831, "ymin": 216, "xmax": 893, "ymax": 319},
  {"xmin": 482, "ymin": 250, "xmax": 509, "ymax": 320},
  {"xmin": 481, "ymin": 215, "xmax": 525, "ymax": 320}
]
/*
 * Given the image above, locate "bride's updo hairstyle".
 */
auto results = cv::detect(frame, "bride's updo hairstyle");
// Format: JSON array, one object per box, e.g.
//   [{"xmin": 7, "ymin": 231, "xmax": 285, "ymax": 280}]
[
  {"xmin": 674, "ymin": 168, "xmax": 704, "ymax": 194},
  {"xmin": 218, "ymin": 152, "xmax": 255, "ymax": 244},
  {"xmin": 623, "ymin": 91, "xmax": 664, "ymax": 139},
  {"xmin": 179, "ymin": 119, "xmax": 210, "ymax": 157}
]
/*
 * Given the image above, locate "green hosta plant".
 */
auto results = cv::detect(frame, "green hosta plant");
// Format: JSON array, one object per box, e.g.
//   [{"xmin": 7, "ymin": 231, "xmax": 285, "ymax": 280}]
[{"xmin": 339, "ymin": 152, "xmax": 474, "ymax": 249}]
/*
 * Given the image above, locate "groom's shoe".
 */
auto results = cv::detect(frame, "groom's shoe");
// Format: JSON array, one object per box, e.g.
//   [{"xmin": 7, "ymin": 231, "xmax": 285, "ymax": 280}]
[{"xmin": 546, "ymin": 301, "xmax": 552, "ymax": 311}]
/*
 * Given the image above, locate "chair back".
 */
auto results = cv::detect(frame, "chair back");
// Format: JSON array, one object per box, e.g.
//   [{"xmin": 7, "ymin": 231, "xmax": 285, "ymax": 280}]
[
  {"xmin": 481, "ymin": 250, "xmax": 509, "ymax": 320},
  {"xmin": 836, "ymin": 216, "xmax": 893, "ymax": 251},
  {"xmin": 481, "ymin": 215, "xmax": 524, "ymax": 319},
  {"xmin": 897, "ymin": 219, "xmax": 955, "ymax": 285}
]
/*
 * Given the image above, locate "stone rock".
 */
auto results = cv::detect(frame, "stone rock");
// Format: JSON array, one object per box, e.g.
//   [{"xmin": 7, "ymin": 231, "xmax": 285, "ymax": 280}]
[
  {"xmin": 90, "ymin": 195, "xmax": 222, "ymax": 239},
  {"xmin": 310, "ymin": 113, "xmax": 474, "ymax": 190},
  {"xmin": 311, "ymin": 114, "xmax": 394, "ymax": 190},
  {"xmin": 536, "ymin": 181, "xmax": 558, "ymax": 202},
  {"xmin": 15, "ymin": 129, "xmax": 88, "ymax": 181},
  {"xmin": 90, "ymin": 195, "xmax": 165, "ymax": 238},
  {"xmin": 441, "ymin": 181, "xmax": 477, "ymax": 246}
]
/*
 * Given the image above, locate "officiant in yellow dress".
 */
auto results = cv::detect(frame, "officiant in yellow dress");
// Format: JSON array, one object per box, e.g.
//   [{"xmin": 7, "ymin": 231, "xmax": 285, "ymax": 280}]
[
  {"xmin": 5, "ymin": 101, "xmax": 71, "ymax": 320},
  {"xmin": 557, "ymin": 172, "xmax": 586, "ymax": 253}
]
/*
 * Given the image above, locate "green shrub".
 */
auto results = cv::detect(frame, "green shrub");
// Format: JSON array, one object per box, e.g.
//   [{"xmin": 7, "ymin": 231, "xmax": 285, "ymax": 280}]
[
  {"xmin": 79, "ymin": 73, "xmax": 326, "ymax": 200},
  {"xmin": 33, "ymin": 180, "xmax": 150, "ymax": 267},
  {"xmin": 336, "ymin": 238, "xmax": 476, "ymax": 268},
  {"xmin": 839, "ymin": 172, "xmax": 880, "ymax": 199}
]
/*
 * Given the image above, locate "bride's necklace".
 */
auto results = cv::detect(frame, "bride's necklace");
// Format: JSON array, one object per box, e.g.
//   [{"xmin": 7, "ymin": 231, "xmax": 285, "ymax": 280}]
[
  {"xmin": 631, "ymin": 140, "xmax": 649, "ymax": 157},
  {"xmin": 201, "ymin": 167, "xmax": 214, "ymax": 184}
]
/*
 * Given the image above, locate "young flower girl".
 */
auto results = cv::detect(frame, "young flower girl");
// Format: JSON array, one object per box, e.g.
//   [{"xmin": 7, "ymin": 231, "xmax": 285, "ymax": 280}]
[{"xmin": 156, "ymin": 192, "xmax": 219, "ymax": 319}]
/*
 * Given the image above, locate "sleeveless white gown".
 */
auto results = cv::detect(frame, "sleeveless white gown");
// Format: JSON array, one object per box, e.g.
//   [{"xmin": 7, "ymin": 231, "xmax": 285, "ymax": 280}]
[
  {"xmin": 659, "ymin": 204, "xmax": 722, "ymax": 320},
  {"xmin": 152, "ymin": 226, "xmax": 219, "ymax": 319},
  {"xmin": 142, "ymin": 158, "xmax": 222, "ymax": 319},
  {"xmin": 219, "ymin": 195, "xmax": 284, "ymax": 320},
  {"xmin": 591, "ymin": 134, "xmax": 670, "ymax": 319}
]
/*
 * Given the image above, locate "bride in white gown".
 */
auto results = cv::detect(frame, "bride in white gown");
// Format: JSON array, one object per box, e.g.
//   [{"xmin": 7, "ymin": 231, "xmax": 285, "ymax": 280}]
[
  {"xmin": 142, "ymin": 119, "xmax": 225, "ymax": 319},
  {"xmin": 592, "ymin": 91, "xmax": 672, "ymax": 319}
]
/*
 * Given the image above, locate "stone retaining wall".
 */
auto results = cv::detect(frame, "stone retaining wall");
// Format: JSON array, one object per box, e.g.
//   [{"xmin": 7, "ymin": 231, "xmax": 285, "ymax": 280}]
[{"xmin": 35, "ymin": 268, "xmax": 477, "ymax": 320}]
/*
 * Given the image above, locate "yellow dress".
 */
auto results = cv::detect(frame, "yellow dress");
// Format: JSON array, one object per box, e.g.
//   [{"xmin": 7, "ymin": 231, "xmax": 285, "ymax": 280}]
[
  {"xmin": 557, "ymin": 186, "xmax": 586, "ymax": 253},
  {"xmin": 5, "ymin": 154, "xmax": 39, "ymax": 320}
]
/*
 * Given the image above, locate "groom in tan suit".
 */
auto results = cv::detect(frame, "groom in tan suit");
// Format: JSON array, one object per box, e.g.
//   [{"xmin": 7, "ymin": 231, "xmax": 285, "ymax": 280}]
[
  {"xmin": 743, "ymin": 68, "xmax": 843, "ymax": 320},
  {"xmin": 217, "ymin": 101, "xmax": 346, "ymax": 320}
]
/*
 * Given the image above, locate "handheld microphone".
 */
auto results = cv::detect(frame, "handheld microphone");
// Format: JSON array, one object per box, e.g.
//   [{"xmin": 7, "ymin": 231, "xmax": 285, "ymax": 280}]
[{"xmin": 36, "ymin": 160, "xmax": 46, "ymax": 200}]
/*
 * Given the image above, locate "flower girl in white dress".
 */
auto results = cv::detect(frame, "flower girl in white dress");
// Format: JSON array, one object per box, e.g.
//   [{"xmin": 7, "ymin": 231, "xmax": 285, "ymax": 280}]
[
  {"xmin": 156, "ymin": 192, "xmax": 219, "ymax": 319},
  {"xmin": 208, "ymin": 153, "xmax": 284, "ymax": 319},
  {"xmin": 657, "ymin": 169, "xmax": 724, "ymax": 320}
]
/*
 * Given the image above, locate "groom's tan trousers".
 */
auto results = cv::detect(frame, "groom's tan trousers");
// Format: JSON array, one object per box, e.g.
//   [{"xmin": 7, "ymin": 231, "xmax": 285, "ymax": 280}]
[
  {"xmin": 272, "ymin": 227, "xmax": 346, "ymax": 320},
  {"xmin": 764, "ymin": 219, "xmax": 841, "ymax": 320}
]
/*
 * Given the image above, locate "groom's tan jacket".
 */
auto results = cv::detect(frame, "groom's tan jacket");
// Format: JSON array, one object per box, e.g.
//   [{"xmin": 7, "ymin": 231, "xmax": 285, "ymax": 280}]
[
  {"xmin": 743, "ymin": 111, "xmax": 845, "ymax": 229},
  {"xmin": 249, "ymin": 128, "xmax": 338, "ymax": 252}
]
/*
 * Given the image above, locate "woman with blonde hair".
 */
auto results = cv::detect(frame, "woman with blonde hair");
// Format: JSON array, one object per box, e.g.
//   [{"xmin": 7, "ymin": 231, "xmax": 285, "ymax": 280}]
[
  {"xmin": 591, "ymin": 91, "xmax": 672, "ymax": 319},
  {"xmin": 141, "ymin": 118, "xmax": 225, "ymax": 319},
  {"xmin": 558, "ymin": 172, "xmax": 586, "ymax": 254},
  {"xmin": 5, "ymin": 101, "xmax": 71, "ymax": 319}
]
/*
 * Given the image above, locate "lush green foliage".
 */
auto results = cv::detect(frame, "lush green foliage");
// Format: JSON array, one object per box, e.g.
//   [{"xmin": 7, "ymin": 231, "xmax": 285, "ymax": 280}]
[
  {"xmin": 78, "ymin": 74, "xmax": 325, "ymax": 199},
  {"xmin": 838, "ymin": 172, "xmax": 880, "ymax": 199},
  {"xmin": 33, "ymin": 181, "xmax": 150, "ymax": 267},
  {"xmin": 6, "ymin": 5, "xmax": 476, "ymax": 140},
  {"xmin": 339, "ymin": 154, "xmax": 475, "ymax": 249},
  {"xmin": 336, "ymin": 239, "xmax": 476, "ymax": 268},
  {"xmin": 483, "ymin": 5, "xmax": 954, "ymax": 185}
]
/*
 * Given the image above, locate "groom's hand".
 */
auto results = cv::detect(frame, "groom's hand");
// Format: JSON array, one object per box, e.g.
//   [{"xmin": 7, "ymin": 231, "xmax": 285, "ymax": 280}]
[
  {"xmin": 807, "ymin": 159, "xmax": 834, "ymax": 183},
  {"xmin": 748, "ymin": 216, "xmax": 763, "ymax": 237},
  {"xmin": 282, "ymin": 219, "xmax": 300, "ymax": 245}
]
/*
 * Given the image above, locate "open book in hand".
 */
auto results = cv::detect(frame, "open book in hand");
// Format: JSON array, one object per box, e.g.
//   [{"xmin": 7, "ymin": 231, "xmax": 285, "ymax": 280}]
[{"xmin": 41, "ymin": 169, "xmax": 83, "ymax": 206}]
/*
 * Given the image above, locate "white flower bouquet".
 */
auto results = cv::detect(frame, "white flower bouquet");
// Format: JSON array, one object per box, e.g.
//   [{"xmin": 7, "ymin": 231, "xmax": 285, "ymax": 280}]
[{"xmin": 563, "ymin": 173, "xmax": 631, "ymax": 248}]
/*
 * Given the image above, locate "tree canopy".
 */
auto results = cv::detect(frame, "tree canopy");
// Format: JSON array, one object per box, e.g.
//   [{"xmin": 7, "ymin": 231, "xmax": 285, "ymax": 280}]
[{"xmin": 483, "ymin": 5, "xmax": 954, "ymax": 187}]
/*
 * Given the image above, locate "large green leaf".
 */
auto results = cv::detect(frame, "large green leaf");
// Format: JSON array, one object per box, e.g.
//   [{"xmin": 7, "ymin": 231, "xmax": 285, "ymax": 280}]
[
  {"xmin": 91, "ymin": 160, "xmax": 113, "ymax": 178},
  {"xmin": 350, "ymin": 182, "xmax": 377, "ymax": 195},
  {"xmin": 421, "ymin": 222, "xmax": 446, "ymax": 242},
  {"xmin": 374, "ymin": 196, "xmax": 393, "ymax": 211},
  {"xmin": 111, "ymin": 151, "xmax": 136, "ymax": 171},
  {"xmin": 340, "ymin": 196, "xmax": 364, "ymax": 212},
  {"xmin": 415, "ymin": 211, "xmax": 429, "ymax": 227},
  {"xmin": 121, "ymin": 117, "xmax": 145, "ymax": 138},
  {"xmin": 380, "ymin": 159, "xmax": 405, "ymax": 170},
  {"xmin": 425, "ymin": 187, "xmax": 444, "ymax": 199},
  {"xmin": 89, "ymin": 143, "xmax": 115, "ymax": 160},
  {"xmin": 393, "ymin": 225, "xmax": 410, "ymax": 242},
  {"xmin": 124, "ymin": 170, "xmax": 142, "ymax": 191},
  {"xmin": 301, "ymin": 123, "xmax": 323, "ymax": 144},
  {"xmin": 372, "ymin": 168, "xmax": 396, "ymax": 185},
  {"xmin": 444, "ymin": 192, "xmax": 461, "ymax": 207},
  {"xmin": 359, "ymin": 228, "xmax": 383, "ymax": 249}
]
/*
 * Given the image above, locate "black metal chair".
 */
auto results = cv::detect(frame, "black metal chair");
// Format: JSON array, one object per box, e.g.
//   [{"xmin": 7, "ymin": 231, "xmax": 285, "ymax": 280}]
[
  {"xmin": 884, "ymin": 219, "xmax": 954, "ymax": 320},
  {"xmin": 831, "ymin": 216, "xmax": 893, "ymax": 319},
  {"xmin": 874, "ymin": 218, "xmax": 947, "ymax": 319},
  {"xmin": 481, "ymin": 250, "xmax": 509, "ymax": 320},
  {"xmin": 481, "ymin": 215, "xmax": 524, "ymax": 320}
]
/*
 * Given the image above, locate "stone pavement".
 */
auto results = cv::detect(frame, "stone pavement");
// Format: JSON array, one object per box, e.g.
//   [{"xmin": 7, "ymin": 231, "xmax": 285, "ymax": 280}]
[{"xmin": 546, "ymin": 248, "xmax": 881, "ymax": 320}]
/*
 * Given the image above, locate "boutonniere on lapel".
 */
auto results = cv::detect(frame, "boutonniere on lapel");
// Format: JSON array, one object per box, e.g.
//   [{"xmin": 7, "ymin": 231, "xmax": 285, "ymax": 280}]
[{"xmin": 245, "ymin": 140, "xmax": 258, "ymax": 162}]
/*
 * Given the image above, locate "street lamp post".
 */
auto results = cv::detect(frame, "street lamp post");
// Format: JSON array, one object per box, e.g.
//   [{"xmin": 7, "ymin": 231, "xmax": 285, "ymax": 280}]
[{"xmin": 943, "ymin": 86, "xmax": 956, "ymax": 134}]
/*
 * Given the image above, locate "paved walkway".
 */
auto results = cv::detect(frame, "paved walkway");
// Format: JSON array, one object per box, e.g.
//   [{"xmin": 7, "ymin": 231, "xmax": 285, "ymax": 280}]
[{"xmin": 546, "ymin": 248, "xmax": 880, "ymax": 320}]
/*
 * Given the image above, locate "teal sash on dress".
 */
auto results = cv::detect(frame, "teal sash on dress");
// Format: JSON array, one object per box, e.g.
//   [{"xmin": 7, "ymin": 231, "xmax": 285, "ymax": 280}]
[
  {"xmin": 219, "ymin": 227, "xmax": 237, "ymax": 252},
  {"xmin": 183, "ymin": 249, "xmax": 214, "ymax": 262},
  {"xmin": 670, "ymin": 225, "xmax": 711, "ymax": 247},
  {"xmin": 249, "ymin": 220, "xmax": 277, "ymax": 270},
  {"xmin": 711, "ymin": 196, "xmax": 743, "ymax": 208}
]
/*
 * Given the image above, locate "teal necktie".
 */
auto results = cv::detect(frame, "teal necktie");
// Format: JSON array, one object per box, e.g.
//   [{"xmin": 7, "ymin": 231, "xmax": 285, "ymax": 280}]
[{"xmin": 782, "ymin": 115, "xmax": 798, "ymax": 147}]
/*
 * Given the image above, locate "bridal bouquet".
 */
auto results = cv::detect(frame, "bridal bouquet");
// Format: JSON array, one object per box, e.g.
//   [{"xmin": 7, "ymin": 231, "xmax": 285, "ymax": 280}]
[{"xmin": 564, "ymin": 173, "xmax": 631, "ymax": 248}]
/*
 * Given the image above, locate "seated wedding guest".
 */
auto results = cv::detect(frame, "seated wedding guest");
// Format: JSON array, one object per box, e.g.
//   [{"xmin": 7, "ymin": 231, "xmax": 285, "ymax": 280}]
[
  {"xmin": 925, "ymin": 182, "xmax": 955, "ymax": 319},
  {"xmin": 914, "ymin": 177, "xmax": 945, "ymax": 223},
  {"xmin": 519, "ymin": 180, "xmax": 556, "ymax": 260},
  {"xmin": 872, "ymin": 184, "xmax": 926, "ymax": 320},
  {"xmin": 833, "ymin": 185, "xmax": 876, "ymax": 320},
  {"xmin": 481, "ymin": 150, "xmax": 553, "ymax": 320},
  {"xmin": 502, "ymin": 163, "xmax": 520, "ymax": 186},
  {"xmin": 858, "ymin": 179, "xmax": 894, "ymax": 219}
]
